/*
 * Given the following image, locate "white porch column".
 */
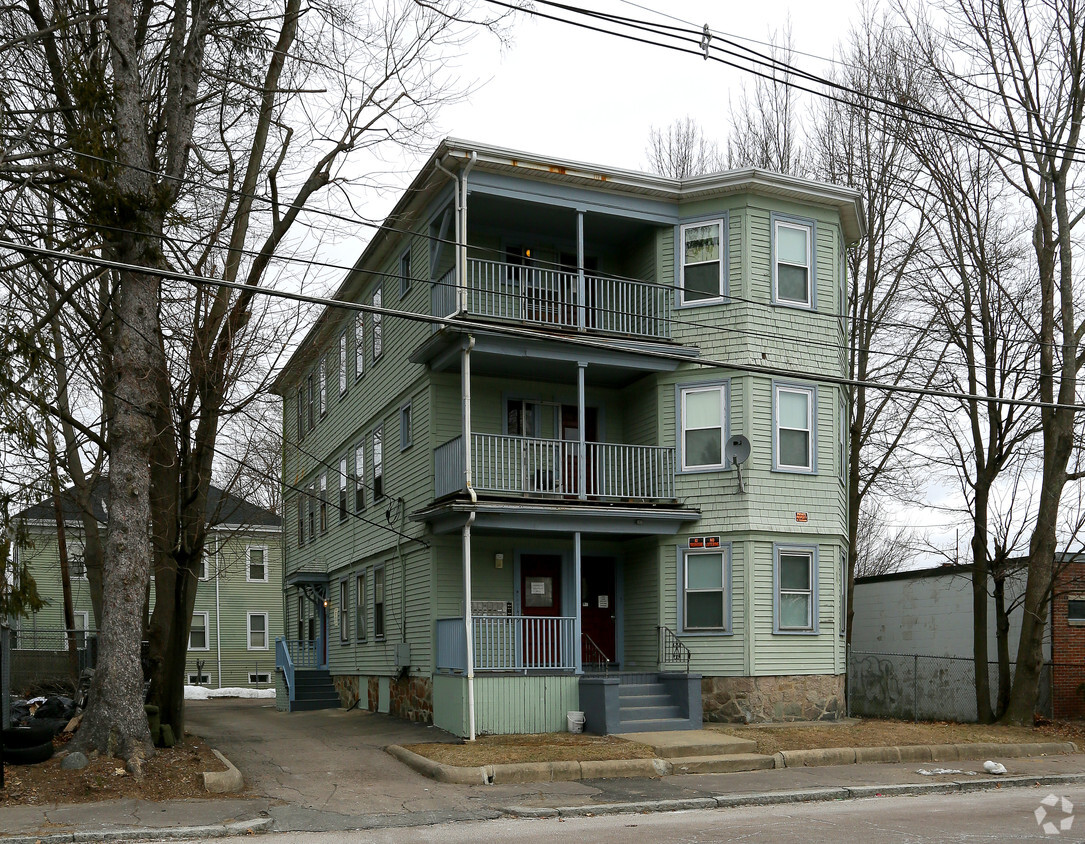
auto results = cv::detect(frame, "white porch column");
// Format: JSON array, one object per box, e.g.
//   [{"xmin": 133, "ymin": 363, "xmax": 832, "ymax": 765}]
[
  {"xmin": 577, "ymin": 362, "xmax": 587, "ymax": 500},
  {"xmin": 576, "ymin": 209, "xmax": 586, "ymax": 332},
  {"xmin": 574, "ymin": 531, "xmax": 583, "ymax": 674},
  {"xmin": 462, "ymin": 338, "xmax": 477, "ymax": 741}
]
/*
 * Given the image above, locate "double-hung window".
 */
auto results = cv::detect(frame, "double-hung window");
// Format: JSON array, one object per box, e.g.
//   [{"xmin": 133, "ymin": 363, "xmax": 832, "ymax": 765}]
[
  {"xmin": 307, "ymin": 483, "xmax": 316, "ymax": 541},
  {"xmin": 400, "ymin": 404, "xmax": 412, "ymax": 450},
  {"xmin": 189, "ymin": 612, "xmax": 209, "ymax": 650},
  {"xmin": 307, "ymin": 374, "xmax": 315, "ymax": 430},
  {"xmin": 682, "ymin": 548, "xmax": 730, "ymax": 632},
  {"xmin": 373, "ymin": 427, "xmax": 384, "ymax": 500},
  {"xmin": 354, "ymin": 443, "xmax": 366, "ymax": 510},
  {"xmin": 319, "ymin": 359, "xmax": 327, "ymax": 417},
  {"xmin": 680, "ymin": 385, "xmax": 726, "ymax": 470},
  {"xmin": 355, "ymin": 312, "xmax": 365, "ymax": 379},
  {"xmin": 296, "ymin": 498, "xmax": 304, "ymax": 547},
  {"xmin": 339, "ymin": 456, "xmax": 348, "ymax": 522},
  {"xmin": 399, "ymin": 249, "xmax": 411, "ymax": 298},
  {"xmin": 247, "ymin": 612, "xmax": 269, "ymax": 649},
  {"xmin": 372, "ymin": 289, "xmax": 383, "ymax": 360},
  {"xmin": 319, "ymin": 473, "xmax": 328, "ymax": 532},
  {"xmin": 247, "ymin": 546, "xmax": 267, "ymax": 582},
  {"xmin": 373, "ymin": 566, "xmax": 385, "ymax": 639},
  {"xmin": 355, "ymin": 572, "xmax": 367, "ymax": 641},
  {"xmin": 296, "ymin": 388, "xmax": 305, "ymax": 441},
  {"xmin": 774, "ymin": 219, "xmax": 813, "ymax": 307},
  {"xmin": 680, "ymin": 220, "xmax": 724, "ymax": 304},
  {"xmin": 774, "ymin": 384, "xmax": 815, "ymax": 472},
  {"xmin": 775, "ymin": 546, "xmax": 816, "ymax": 633},
  {"xmin": 339, "ymin": 332, "xmax": 347, "ymax": 396},
  {"xmin": 339, "ymin": 580, "xmax": 350, "ymax": 643}
]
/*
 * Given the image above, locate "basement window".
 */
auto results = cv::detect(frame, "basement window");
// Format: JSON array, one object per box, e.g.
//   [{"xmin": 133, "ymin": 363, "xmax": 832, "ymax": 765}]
[{"xmin": 1068, "ymin": 597, "xmax": 1085, "ymax": 625}]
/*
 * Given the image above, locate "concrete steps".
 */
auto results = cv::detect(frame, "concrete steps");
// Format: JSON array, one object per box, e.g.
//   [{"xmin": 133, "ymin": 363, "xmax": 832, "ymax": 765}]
[
  {"xmin": 619, "ymin": 729, "xmax": 773, "ymax": 774},
  {"xmin": 291, "ymin": 669, "xmax": 340, "ymax": 712}
]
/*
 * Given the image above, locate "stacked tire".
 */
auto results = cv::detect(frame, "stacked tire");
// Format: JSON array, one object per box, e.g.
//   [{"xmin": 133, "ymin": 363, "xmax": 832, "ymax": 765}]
[{"xmin": 2, "ymin": 724, "xmax": 55, "ymax": 765}]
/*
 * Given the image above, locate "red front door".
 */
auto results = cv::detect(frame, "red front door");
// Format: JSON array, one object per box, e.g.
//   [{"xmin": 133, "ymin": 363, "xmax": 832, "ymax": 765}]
[
  {"xmin": 521, "ymin": 554, "xmax": 562, "ymax": 668},
  {"xmin": 581, "ymin": 557, "xmax": 616, "ymax": 666}
]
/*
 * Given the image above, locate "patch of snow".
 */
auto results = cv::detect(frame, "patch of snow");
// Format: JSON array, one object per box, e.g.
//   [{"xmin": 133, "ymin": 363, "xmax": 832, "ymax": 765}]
[
  {"xmin": 183, "ymin": 685, "xmax": 275, "ymax": 700},
  {"xmin": 917, "ymin": 768, "xmax": 975, "ymax": 776}
]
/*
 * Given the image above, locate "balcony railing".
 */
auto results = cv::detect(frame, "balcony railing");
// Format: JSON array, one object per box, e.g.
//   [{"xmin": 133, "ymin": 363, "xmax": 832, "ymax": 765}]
[
  {"xmin": 437, "ymin": 258, "xmax": 670, "ymax": 339},
  {"xmin": 434, "ymin": 434, "xmax": 676, "ymax": 501},
  {"xmin": 436, "ymin": 615, "xmax": 577, "ymax": 672}
]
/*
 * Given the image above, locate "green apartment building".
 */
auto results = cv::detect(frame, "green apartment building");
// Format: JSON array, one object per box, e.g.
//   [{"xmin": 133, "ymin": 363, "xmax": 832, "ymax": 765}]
[
  {"xmin": 273, "ymin": 139, "xmax": 862, "ymax": 736},
  {"xmin": 13, "ymin": 479, "xmax": 282, "ymax": 689}
]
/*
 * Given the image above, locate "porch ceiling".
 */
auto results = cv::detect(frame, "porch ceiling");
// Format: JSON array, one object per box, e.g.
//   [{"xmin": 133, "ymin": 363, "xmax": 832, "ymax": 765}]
[
  {"xmin": 285, "ymin": 570, "xmax": 330, "ymax": 588},
  {"xmin": 410, "ymin": 326, "xmax": 698, "ymax": 388},
  {"xmin": 410, "ymin": 499, "xmax": 700, "ymax": 537}
]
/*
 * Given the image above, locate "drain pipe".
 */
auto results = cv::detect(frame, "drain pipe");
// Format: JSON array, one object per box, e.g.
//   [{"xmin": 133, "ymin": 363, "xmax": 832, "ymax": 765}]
[
  {"xmin": 462, "ymin": 334, "xmax": 477, "ymax": 741},
  {"xmin": 434, "ymin": 150, "xmax": 476, "ymax": 316}
]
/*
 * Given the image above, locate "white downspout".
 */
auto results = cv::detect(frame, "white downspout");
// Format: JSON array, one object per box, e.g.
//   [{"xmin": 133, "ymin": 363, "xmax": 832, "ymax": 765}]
[
  {"xmin": 459, "ymin": 152, "xmax": 478, "ymax": 314},
  {"xmin": 214, "ymin": 535, "xmax": 222, "ymax": 688},
  {"xmin": 463, "ymin": 335, "xmax": 477, "ymax": 741}
]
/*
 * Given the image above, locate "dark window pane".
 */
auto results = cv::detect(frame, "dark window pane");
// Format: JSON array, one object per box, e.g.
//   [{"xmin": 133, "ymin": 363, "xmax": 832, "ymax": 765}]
[
  {"xmin": 777, "ymin": 264, "xmax": 808, "ymax": 303},
  {"xmin": 686, "ymin": 427, "xmax": 722, "ymax": 467},
  {"xmin": 684, "ymin": 262, "xmax": 720, "ymax": 300},
  {"xmin": 686, "ymin": 592, "xmax": 724, "ymax": 628}
]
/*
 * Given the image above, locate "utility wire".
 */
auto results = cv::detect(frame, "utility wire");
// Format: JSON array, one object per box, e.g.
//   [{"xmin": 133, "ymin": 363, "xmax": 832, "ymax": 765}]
[{"xmin": 2, "ymin": 237, "xmax": 1081, "ymax": 414}]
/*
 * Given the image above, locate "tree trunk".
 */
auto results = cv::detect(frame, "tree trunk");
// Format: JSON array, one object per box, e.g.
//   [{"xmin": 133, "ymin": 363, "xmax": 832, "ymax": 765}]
[
  {"xmin": 992, "ymin": 572, "xmax": 1011, "ymax": 718},
  {"xmin": 970, "ymin": 483, "xmax": 993, "ymax": 723}
]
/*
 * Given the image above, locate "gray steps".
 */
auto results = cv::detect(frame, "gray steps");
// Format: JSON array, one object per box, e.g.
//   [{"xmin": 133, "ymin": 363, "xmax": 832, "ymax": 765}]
[
  {"xmin": 290, "ymin": 669, "xmax": 340, "ymax": 712},
  {"xmin": 616, "ymin": 678, "xmax": 691, "ymax": 733}
]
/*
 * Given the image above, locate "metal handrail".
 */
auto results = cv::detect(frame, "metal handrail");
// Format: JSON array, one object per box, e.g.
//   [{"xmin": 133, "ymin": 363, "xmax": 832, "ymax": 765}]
[
  {"xmin": 657, "ymin": 625, "xmax": 691, "ymax": 673},
  {"xmin": 275, "ymin": 636, "xmax": 294, "ymax": 705},
  {"xmin": 581, "ymin": 633, "xmax": 611, "ymax": 677}
]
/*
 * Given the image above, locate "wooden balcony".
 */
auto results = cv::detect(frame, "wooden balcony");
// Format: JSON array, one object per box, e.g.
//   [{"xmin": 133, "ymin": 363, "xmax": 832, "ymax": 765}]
[
  {"xmin": 434, "ymin": 434, "xmax": 676, "ymax": 502},
  {"xmin": 433, "ymin": 258, "xmax": 671, "ymax": 340}
]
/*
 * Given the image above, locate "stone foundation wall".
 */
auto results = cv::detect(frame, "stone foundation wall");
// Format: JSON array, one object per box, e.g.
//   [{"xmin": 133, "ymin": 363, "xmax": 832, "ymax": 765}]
[
  {"xmin": 333, "ymin": 675, "xmax": 360, "ymax": 709},
  {"xmin": 389, "ymin": 675, "xmax": 433, "ymax": 724},
  {"xmin": 367, "ymin": 676, "xmax": 378, "ymax": 711},
  {"xmin": 702, "ymin": 674, "xmax": 844, "ymax": 723}
]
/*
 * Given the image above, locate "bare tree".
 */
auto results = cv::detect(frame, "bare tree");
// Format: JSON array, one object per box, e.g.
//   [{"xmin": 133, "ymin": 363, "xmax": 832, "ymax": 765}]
[
  {"xmin": 909, "ymin": 0, "xmax": 1085, "ymax": 724},
  {"xmin": 645, "ymin": 116, "xmax": 724, "ymax": 178},
  {"xmin": 854, "ymin": 498, "xmax": 920, "ymax": 578}
]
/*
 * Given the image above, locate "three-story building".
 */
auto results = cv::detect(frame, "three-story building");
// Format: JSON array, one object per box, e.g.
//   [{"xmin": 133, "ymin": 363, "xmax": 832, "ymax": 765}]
[{"xmin": 273, "ymin": 139, "xmax": 862, "ymax": 736}]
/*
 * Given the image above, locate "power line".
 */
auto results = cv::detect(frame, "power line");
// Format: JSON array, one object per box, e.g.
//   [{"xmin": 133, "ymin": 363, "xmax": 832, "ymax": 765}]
[{"xmin": 3, "ymin": 237, "xmax": 1082, "ymax": 414}]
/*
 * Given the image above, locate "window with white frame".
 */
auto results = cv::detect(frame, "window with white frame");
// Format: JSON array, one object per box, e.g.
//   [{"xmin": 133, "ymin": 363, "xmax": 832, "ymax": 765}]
[
  {"xmin": 682, "ymin": 548, "xmax": 729, "ymax": 632},
  {"xmin": 198, "ymin": 549, "xmax": 210, "ymax": 581},
  {"xmin": 355, "ymin": 312, "xmax": 364, "ymax": 379},
  {"xmin": 373, "ymin": 566, "xmax": 385, "ymax": 639},
  {"xmin": 189, "ymin": 672, "xmax": 210, "ymax": 685},
  {"xmin": 680, "ymin": 385, "xmax": 726, "ymax": 470},
  {"xmin": 372, "ymin": 288, "xmax": 383, "ymax": 360},
  {"xmin": 680, "ymin": 220, "xmax": 724, "ymax": 303},
  {"xmin": 319, "ymin": 358, "xmax": 327, "ymax": 417},
  {"xmin": 354, "ymin": 444, "xmax": 366, "ymax": 510},
  {"xmin": 399, "ymin": 249, "xmax": 412, "ymax": 298},
  {"xmin": 839, "ymin": 548, "xmax": 847, "ymax": 636},
  {"xmin": 339, "ymin": 579, "xmax": 349, "ymax": 642},
  {"xmin": 774, "ymin": 219, "xmax": 813, "ymax": 307},
  {"xmin": 355, "ymin": 572, "xmax": 366, "ymax": 641},
  {"xmin": 307, "ymin": 373, "xmax": 315, "ymax": 430},
  {"xmin": 1068, "ymin": 597, "xmax": 1085, "ymax": 624},
  {"xmin": 774, "ymin": 384, "xmax": 815, "ymax": 472},
  {"xmin": 775, "ymin": 547, "xmax": 816, "ymax": 632},
  {"xmin": 307, "ymin": 483, "xmax": 316, "ymax": 541},
  {"xmin": 373, "ymin": 427, "xmax": 383, "ymax": 500},
  {"xmin": 839, "ymin": 397, "xmax": 847, "ymax": 482},
  {"xmin": 339, "ymin": 332, "xmax": 347, "ymax": 396},
  {"xmin": 296, "ymin": 595, "xmax": 304, "ymax": 641},
  {"xmin": 319, "ymin": 473, "xmax": 328, "ymax": 532},
  {"xmin": 249, "ymin": 672, "xmax": 270, "ymax": 684},
  {"xmin": 296, "ymin": 498, "xmax": 304, "ymax": 548},
  {"xmin": 296, "ymin": 387, "xmax": 305, "ymax": 441},
  {"xmin": 247, "ymin": 546, "xmax": 267, "ymax": 582},
  {"xmin": 73, "ymin": 610, "xmax": 89, "ymax": 649},
  {"xmin": 400, "ymin": 403, "xmax": 412, "ymax": 450},
  {"xmin": 69, "ymin": 544, "xmax": 87, "ymax": 579},
  {"xmin": 339, "ymin": 456, "xmax": 348, "ymax": 522},
  {"xmin": 190, "ymin": 612, "xmax": 209, "ymax": 649},
  {"xmin": 247, "ymin": 612, "xmax": 269, "ymax": 649}
]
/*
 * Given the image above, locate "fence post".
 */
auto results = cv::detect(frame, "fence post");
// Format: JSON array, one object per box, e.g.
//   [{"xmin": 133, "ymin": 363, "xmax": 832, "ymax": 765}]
[
  {"xmin": 913, "ymin": 654, "xmax": 919, "ymax": 723},
  {"xmin": 845, "ymin": 644, "xmax": 851, "ymax": 718}
]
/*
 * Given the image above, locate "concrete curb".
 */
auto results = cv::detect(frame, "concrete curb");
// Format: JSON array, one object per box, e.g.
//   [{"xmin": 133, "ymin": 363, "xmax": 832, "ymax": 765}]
[
  {"xmin": 389, "ymin": 740, "xmax": 1078, "ymax": 784},
  {"xmin": 202, "ymin": 748, "xmax": 244, "ymax": 793},
  {"xmin": 502, "ymin": 772, "xmax": 1085, "ymax": 820},
  {"xmin": 0, "ymin": 816, "xmax": 275, "ymax": 844},
  {"xmin": 773, "ymin": 741, "xmax": 1076, "ymax": 768}
]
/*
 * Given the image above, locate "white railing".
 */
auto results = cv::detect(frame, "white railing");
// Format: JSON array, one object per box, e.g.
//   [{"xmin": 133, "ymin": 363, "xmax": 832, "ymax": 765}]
[
  {"xmin": 466, "ymin": 433, "xmax": 675, "ymax": 501},
  {"xmin": 461, "ymin": 258, "xmax": 670, "ymax": 339},
  {"xmin": 435, "ymin": 615, "xmax": 577, "ymax": 672}
]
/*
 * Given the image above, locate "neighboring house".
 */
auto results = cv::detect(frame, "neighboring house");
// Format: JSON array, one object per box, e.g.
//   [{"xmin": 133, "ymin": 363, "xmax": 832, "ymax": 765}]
[
  {"xmin": 11, "ymin": 478, "xmax": 282, "ymax": 690},
  {"xmin": 272, "ymin": 139, "xmax": 861, "ymax": 735},
  {"xmin": 851, "ymin": 564, "xmax": 1056, "ymax": 720}
]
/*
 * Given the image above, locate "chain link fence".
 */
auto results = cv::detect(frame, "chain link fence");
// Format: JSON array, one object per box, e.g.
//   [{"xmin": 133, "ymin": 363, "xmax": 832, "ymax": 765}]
[
  {"xmin": 848, "ymin": 649, "xmax": 1053, "ymax": 722},
  {"xmin": 2, "ymin": 625, "xmax": 11, "ymax": 728}
]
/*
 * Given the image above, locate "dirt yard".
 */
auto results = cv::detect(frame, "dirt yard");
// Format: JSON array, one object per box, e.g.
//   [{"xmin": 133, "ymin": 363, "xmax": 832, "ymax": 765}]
[
  {"xmin": 0, "ymin": 733, "xmax": 227, "ymax": 806},
  {"xmin": 402, "ymin": 732, "xmax": 657, "ymax": 766}
]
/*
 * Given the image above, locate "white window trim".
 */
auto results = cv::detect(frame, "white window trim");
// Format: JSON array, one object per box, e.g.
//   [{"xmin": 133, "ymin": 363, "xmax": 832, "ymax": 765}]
[
  {"xmin": 373, "ymin": 565, "xmax": 385, "ymax": 640},
  {"xmin": 774, "ymin": 545, "xmax": 818, "ymax": 634},
  {"xmin": 246, "ymin": 545, "xmax": 269, "ymax": 583},
  {"xmin": 839, "ymin": 395, "xmax": 848, "ymax": 483},
  {"xmin": 319, "ymin": 358, "xmax": 327, "ymax": 417},
  {"xmin": 189, "ymin": 672, "xmax": 211, "ymax": 685},
  {"xmin": 1067, "ymin": 595, "xmax": 1085, "ymax": 626},
  {"xmin": 319, "ymin": 472, "xmax": 328, "ymax": 533},
  {"xmin": 356, "ymin": 571, "xmax": 367, "ymax": 642},
  {"xmin": 354, "ymin": 443, "xmax": 366, "ymax": 511},
  {"xmin": 355, "ymin": 312, "xmax": 365, "ymax": 380},
  {"xmin": 678, "ymin": 545, "xmax": 732, "ymax": 635},
  {"xmin": 372, "ymin": 288, "xmax": 383, "ymax": 361},
  {"xmin": 198, "ymin": 553, "xmax": 210, "ymax": 582},
  {"xmin": 373, "ymin": 426, "xmax": 384, "ymax": 501},
  {"xmin": 400, "ymin": 403, "xmax": 412, "ymax": 451},
  {"xmin": 772, "ymin": 216, "xmax": 815, "ymax": 309},
  {"xmin": 189, "ymin": 611, "xmax": 210, "ymax": 651},
  {"xmin": 247, "ymin": 611, "xmax": 270, "ymax": 650},
  {"xmin": 248, "ymin": 672, "xmax": 271, "ymax": 684},
  {"xmin": 70, "ymin": 545, "xmax": 88, "ymax": 580},
  {"xmin": 773, "ymin": 382, "xmax": 817, "ymax": 474},
  {"xmin": 338, "ymin": 456, "xmax": 349, "ymax": 522},
  {"xmin": 399, "ymin": 247, "xmax": 412, "ymax": 299},
  {"xmin": 677, "ymin": 383, "xmax": 728, "ymax": 472},
  {"xmin": 678, "ymin": 218, "xmax": 726, "ymax": 306}
]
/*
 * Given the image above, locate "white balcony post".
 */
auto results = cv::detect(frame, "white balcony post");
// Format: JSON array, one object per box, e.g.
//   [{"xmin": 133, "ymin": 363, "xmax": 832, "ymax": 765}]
[
  {"xmin": 576, "ymin": 210, "xmax": 586, "ymax": 332},
  {"xmin": 578, "ymin": 362, "xmax": 587, "ymax": 500},
  {"xmin": 574, "ymin": 531, "xmax": 583, "ymax": 674}
]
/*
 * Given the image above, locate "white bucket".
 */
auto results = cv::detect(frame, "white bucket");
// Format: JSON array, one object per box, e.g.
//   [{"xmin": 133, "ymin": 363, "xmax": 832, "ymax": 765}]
[{"xmin": 567, "ymin": 710, "xmax": 585, "ymax": 733}]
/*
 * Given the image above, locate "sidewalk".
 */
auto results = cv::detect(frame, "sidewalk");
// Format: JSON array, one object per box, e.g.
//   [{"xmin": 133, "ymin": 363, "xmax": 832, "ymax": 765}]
[{"xmin": 2, "ymin": 699, "xmax": 1084, "ymax": 842}]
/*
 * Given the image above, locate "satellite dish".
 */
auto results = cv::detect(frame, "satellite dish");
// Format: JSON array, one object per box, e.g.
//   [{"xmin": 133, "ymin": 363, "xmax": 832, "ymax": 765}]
[{"xmin": 725, "ymin": 435, "xmax": 751, "ymax": 466}]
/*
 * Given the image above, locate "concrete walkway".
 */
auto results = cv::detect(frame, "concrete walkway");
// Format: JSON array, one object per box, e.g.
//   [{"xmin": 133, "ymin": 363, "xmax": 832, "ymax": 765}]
[{"xmin": 1, "ymin": 698, "xmax": 1084, "ymax": 842}]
